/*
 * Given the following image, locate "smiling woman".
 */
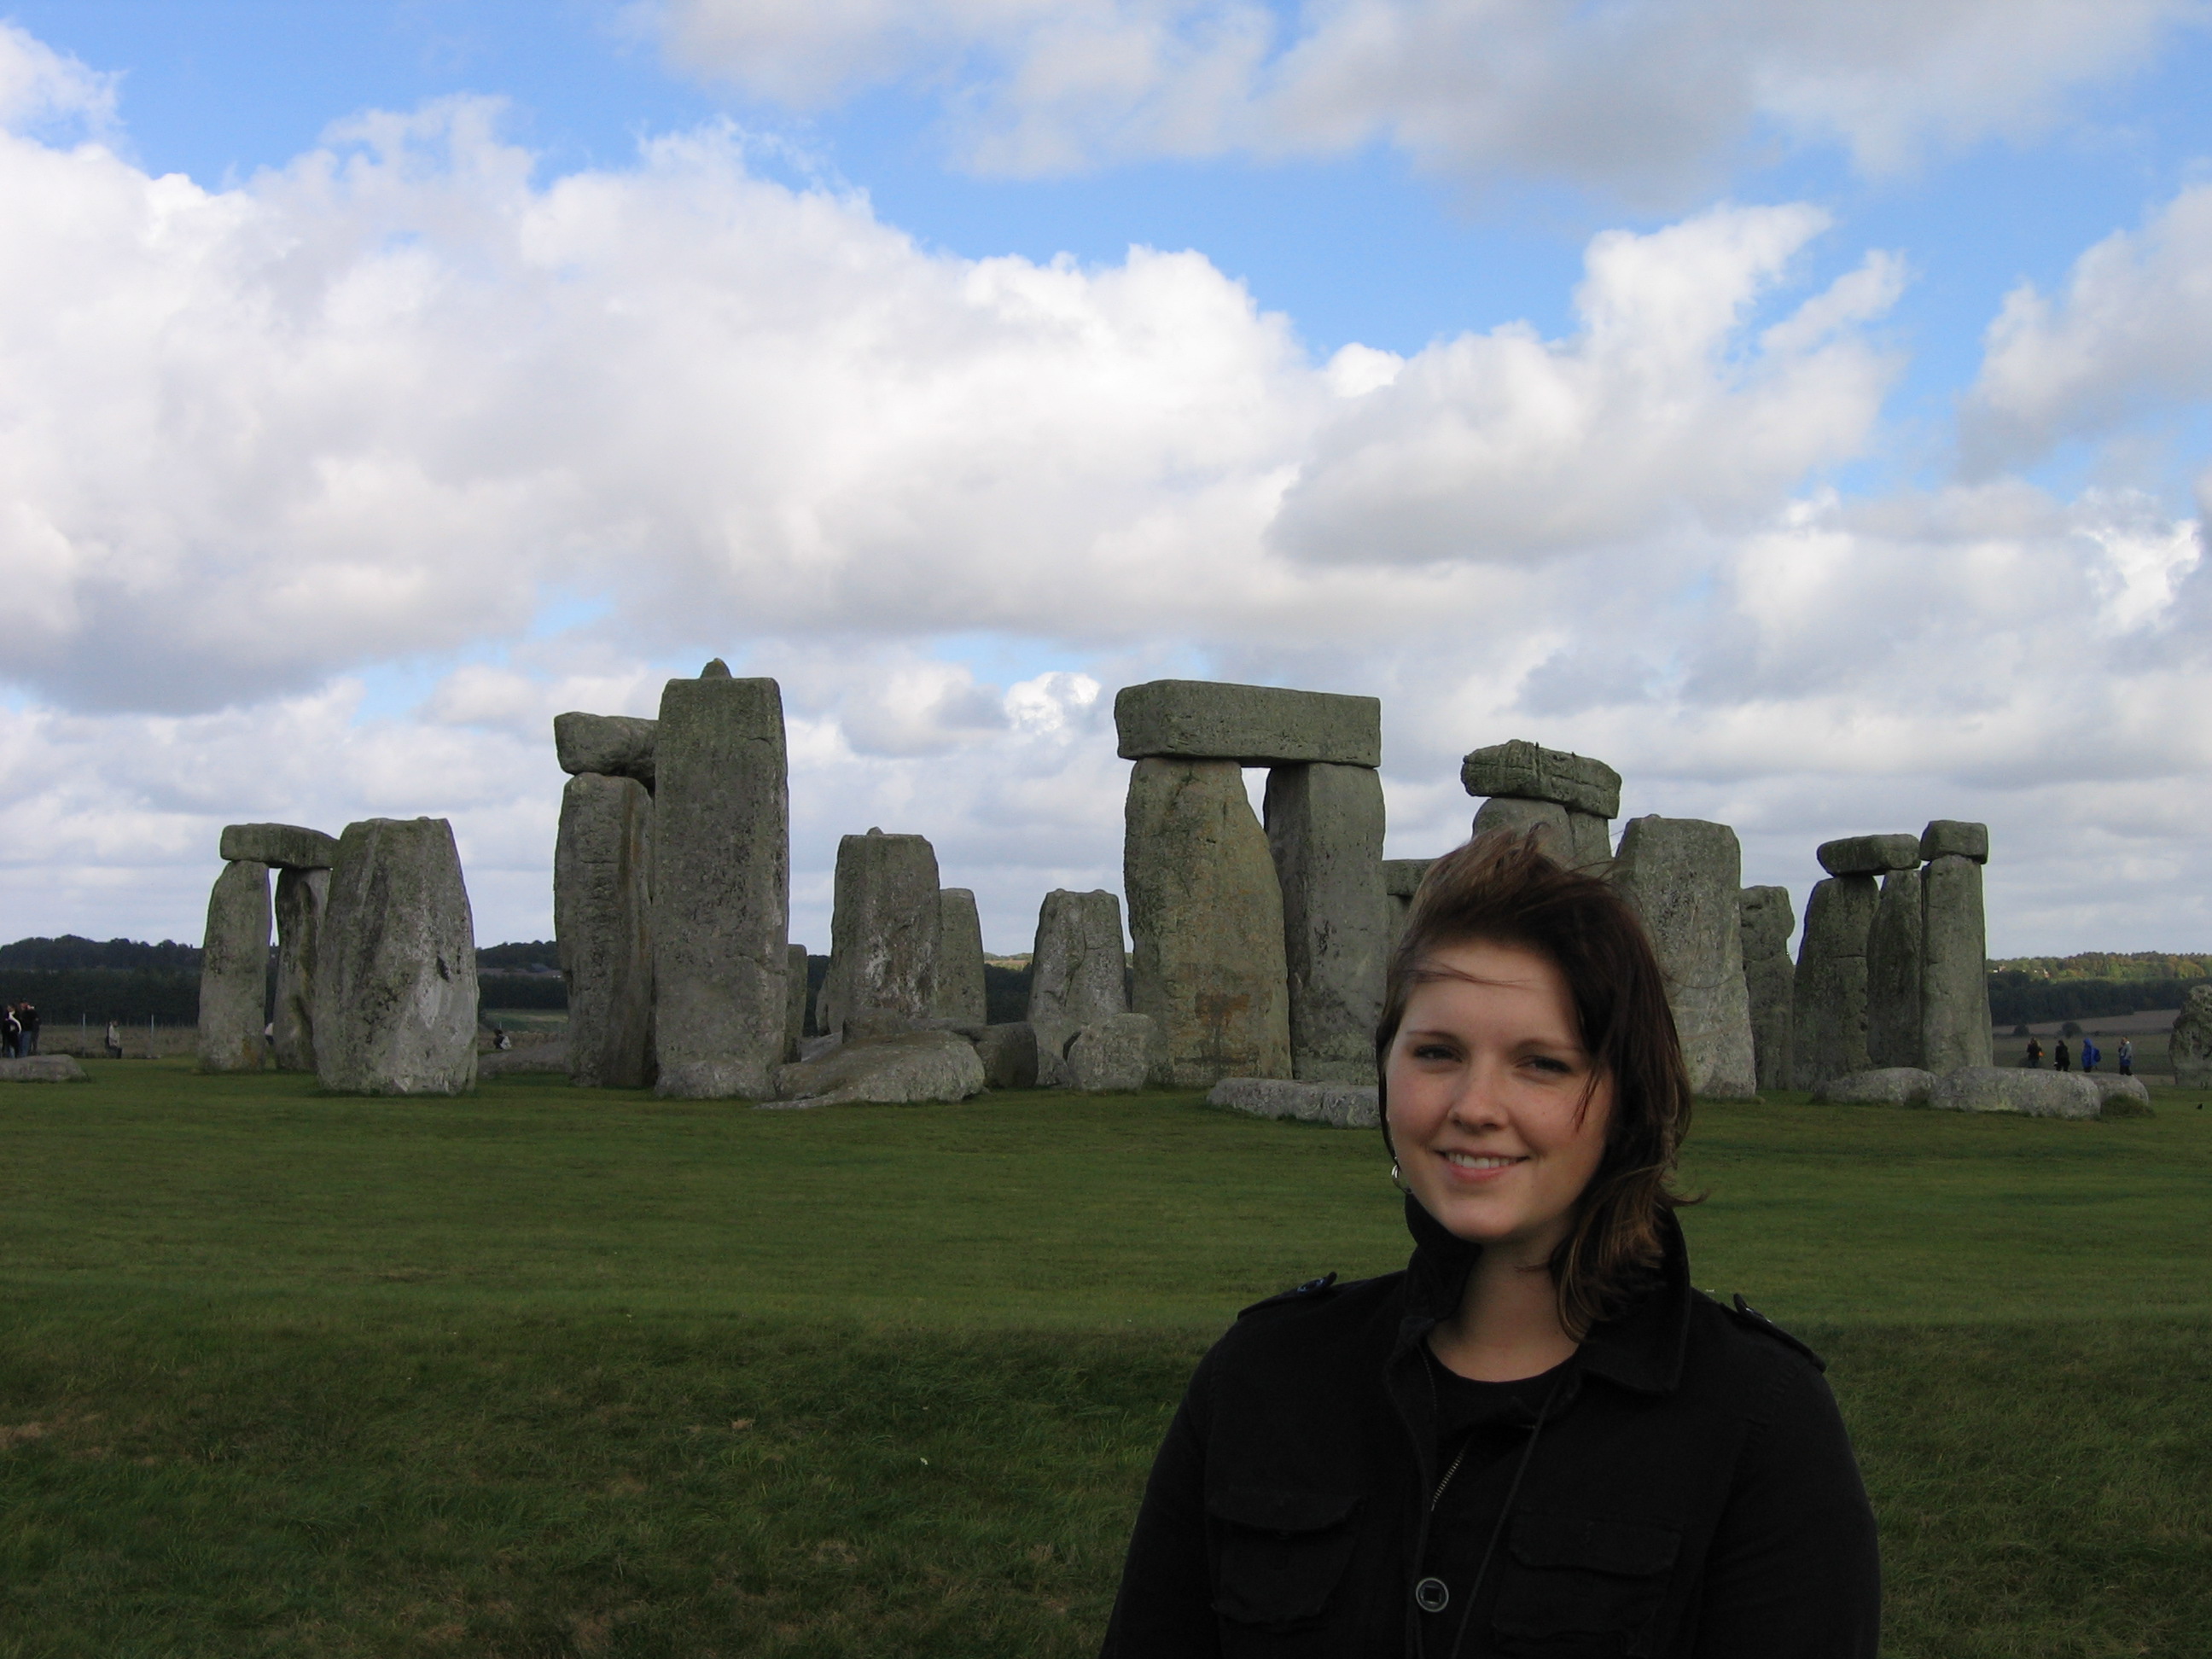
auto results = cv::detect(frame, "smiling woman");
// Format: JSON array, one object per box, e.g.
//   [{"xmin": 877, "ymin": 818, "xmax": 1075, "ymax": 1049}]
[{"xmin": 1101, "ymin": 831, "xmax": 1881, "ymax": 1658}]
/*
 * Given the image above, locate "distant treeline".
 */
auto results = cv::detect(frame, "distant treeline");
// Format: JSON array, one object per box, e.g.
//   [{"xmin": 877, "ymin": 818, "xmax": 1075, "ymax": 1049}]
[
  {"xmin": 1988, "ymin": 951, "xmax": 2209, "ymax": 982},
  {"xmin": 1986, "ymin": 972, "xmax": 2197, "ymax": 1026}
]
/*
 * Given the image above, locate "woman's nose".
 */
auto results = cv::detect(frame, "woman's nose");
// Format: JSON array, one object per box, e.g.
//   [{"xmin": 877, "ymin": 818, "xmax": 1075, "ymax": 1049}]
[{"xmin": 1445, "ymin": 1061, "xmax": 1510, "ymax": 1128}]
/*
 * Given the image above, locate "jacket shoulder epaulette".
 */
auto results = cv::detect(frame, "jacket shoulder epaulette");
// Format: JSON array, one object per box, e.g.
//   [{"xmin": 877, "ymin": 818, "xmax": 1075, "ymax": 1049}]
[
  {"xmin": 1238, "ymin": 1272, "xmax": 1339, "ymax": 1318},
  {"xmin": 1716, "ymin": 1292, "xmax": 1825, "ymax": 1371}
]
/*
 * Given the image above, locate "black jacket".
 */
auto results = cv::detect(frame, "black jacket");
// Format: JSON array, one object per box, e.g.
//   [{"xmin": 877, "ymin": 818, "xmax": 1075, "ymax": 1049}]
[{"xmin": 1100, "ymin": 1202, "xmax": 1879, "ymax": 1657}]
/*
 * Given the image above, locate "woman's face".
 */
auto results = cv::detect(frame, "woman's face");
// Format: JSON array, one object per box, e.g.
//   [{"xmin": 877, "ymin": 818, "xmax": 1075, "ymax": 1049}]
[{"xmin": 1384, "ymin": 938, "xmax": 1614, "ymax": 1264}]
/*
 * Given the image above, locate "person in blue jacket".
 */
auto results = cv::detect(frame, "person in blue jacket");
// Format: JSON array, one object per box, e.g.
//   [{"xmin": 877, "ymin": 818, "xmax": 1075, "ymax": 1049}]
[{"xmin": 1102, "ymin": 830, "xmax": 1880, "ymax": 1657}]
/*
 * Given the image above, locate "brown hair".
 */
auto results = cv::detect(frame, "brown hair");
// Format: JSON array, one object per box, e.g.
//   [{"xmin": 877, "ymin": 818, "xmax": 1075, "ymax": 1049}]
[{"xmin": 1376, "ymin": 829, "xmax": 1697, "ymax": 1335}]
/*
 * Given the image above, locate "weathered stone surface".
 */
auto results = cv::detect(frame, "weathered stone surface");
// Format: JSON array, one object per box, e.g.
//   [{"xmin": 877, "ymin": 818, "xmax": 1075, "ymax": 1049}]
[
  {"xmin": 480, "ymin": 1040, "xmax": 569, "ymax": 1078},
  {"xmin": 934, "ymin": 888, "xmax": 988, "ymax": 1024},
  {"xmin": 958, "ymin": 1022, "xmax": 1039, "ymax": 1090},
  {"xmin": 1115, "ymin": 679, "xmax": 1382, "ymax": 766},
  {"xmin": 770, "ymin": 1028, "xmax": 985, "ymax": 1109},
  {"xmin": 651, "ymin": 673, "xmax": 789, "ymax": 1100},
  {"xmin": 1567, "ymin": 812, "xmax": 1612, "ymax": 868},
  {"xmin": 556, "ymin": 773, "xmax": 655, "ymax": 1089},
  {"xmin": 1027, "ymin": 889, "xmax": 1129, "ymax": 1086},
  {"xmin": 2170, "ymin": 986, "xmax": 2212, "ymax": 1086},
  {"xmin": 553, "ymin": 712, "xmax": 657, "ymax": 791},
  {"xmin": 1459, "ymin": 740, "xmax": 1621, "ymax": 818},
  {"xmin": 315, "ymin": 818, "xmax": 478, "ymax": 1096},
  {"xmin": 817, "ymin": 830, "xmax": 940, "ymax": 1039},
  {"xmin": 1738, "ymin": 886, "xmax": 1795, "ymax": 1091},
  {"xmin": 1613, "ymin": 817, "xmax": 1758, "ymax": 1099},
  {"xmin": 1865, "ymin": 867, "xmax": 1924, "ymax": 1068},
  {"xmin": 220, "ymin": 823, "xmax": 340, "ymax": 870},
  {"xmin": 0, "ymin": 1056, "xmax": 89, "ymax": 1083},
  {"xmin": 1470, "ymin": 796, "xmax": 1570, "ymax": 859},
  {"xmin": 1063, "ymin": 1013, "xmax": 1169, "ymax": 1091},
  {"xmin": 1208, "ymin": 1076, "xmax": 1380, "ymax": 1129},
  {"xmin": 1791, "ymin": 875, "xmax": 1879, "ymax": 1088},
  {"xmin": 271, "ymin": 867, "xmax": 329, "ymax": 1072},
  {"xmin": 1920, "ymin": 853, "xmax": 1993, "ymax": 1074},
  {"xmin": 1920, "ymin": 820, "xmax": 1989, "ymax": 864},
  {"xmin": 1125, "ymin": 758, "xmax": 1293, "ymax": 1086},
  {"xmin": 1266, "ymin": 763, "xmax": 1386, "ymax": 1084},
  {"xmin": 1381, "ymin": 859, "xmax": 1433, "ymax": 958},
  {"xmin": 2090, "ymin": 1074, "xmax": 2154, "ymax": 1117},
  {"xmin": 786, "ymin": 943, "xmax": 809, "ymax": 1062},
  {"xmin": 198, "ymin": 859, "xmax": 271, "ymax": 1074},
  {"xmin": 1930, "ymin": 1066, "xmax": 2099, "ymax": 1119},
  {"xmin": 1813, "ymin": 1068, "xmax": 1936, "ymax": 1106},
  {"xmin": 1816, "ymin": 834, "xmax": 1921, "ymax": 876}
]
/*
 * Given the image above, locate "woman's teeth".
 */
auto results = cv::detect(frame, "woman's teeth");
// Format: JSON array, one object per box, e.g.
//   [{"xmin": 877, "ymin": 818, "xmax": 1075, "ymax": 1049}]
[{"xmin": 1445, "ymin": 1152, "xmax": 1519, "ymax": 1169}]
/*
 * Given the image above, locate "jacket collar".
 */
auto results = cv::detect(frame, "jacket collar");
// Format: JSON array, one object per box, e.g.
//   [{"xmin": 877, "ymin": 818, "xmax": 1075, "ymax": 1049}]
[{"xmin": 1395, "ymin": 1196, "xmax": 1693, "ymax": 1397}]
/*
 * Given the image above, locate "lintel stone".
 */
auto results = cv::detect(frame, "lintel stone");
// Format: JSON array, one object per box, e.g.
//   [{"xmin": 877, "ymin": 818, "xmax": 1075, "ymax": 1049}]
[
  {"xmin": 1816, "ymin": 833, "xmax": 1923, "ymax": 876},
  {"xmin": 221, "ymin": 823, "xmax": 339, "ymax": 870},
  {"xmin": 1458, "ymin": 740, "xmax": 1621, "ymax": 818},
  {"xmin": 554, "ymin": 713, "xmax": 658, "ymax": 791},
  {"xmin": 1920, "ymin": 820, "xmax": 1989, "ymax": 864},
  {"xmin": 1115, "ymin": 679, "xmax": 1381, "ymax": 766}
]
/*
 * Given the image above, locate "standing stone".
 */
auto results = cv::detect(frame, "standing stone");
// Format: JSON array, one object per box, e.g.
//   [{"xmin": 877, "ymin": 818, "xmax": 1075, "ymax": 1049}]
[
  {"xmin": 1265, "ymin": 763, "xmax": 1387, "ymax": 1083},
  {"xmin": 1381, "ymin": 859, "xmax": 1433, "ymax": 958},
  {"xmin": 1566, "ymin": 812, "xmax": 1612, "ymax": 868},
  {"xmin": 1470, "ymin": 797, "xmax": 1571, "ymax": 859},
  {"xmin": 1792, "ymin": 875, "xmax": 1880, "ymax": 1088},
  {"xmin": 934, "ymin": 888, "xmax": 989, "ymax": 1025},
  {"xmin": 786, "ymin": 943, "xmax": 809, "ymax": 1062},
  {"xmin": 271, "ymin": 867, "xmax": 329, "ymax": 1072},
  {"xmin": 1738, "ymin": 886, "xmax": 1795, "ymax": 1092},
  {"xmin": 1027, "ymin": 888, "xmax": 1130, "ymax": 1086},
  {"xmin": 556, "ymin": 773, "xmax": 655, "ymax": 1089},
  {"xmin": 1125, "ymin": 758, "xmax": 1292, "ymax": 1086},
  {"xmin": 1865, "ymin": 866, "xmax": 1924, "ymax": 1068},
  {"xmin": 1613, "ymin": 817, "xmax": 1758, "ymax": 1098},
  {"xmin": 817, "ymin": 830, "xmax": 940, "ymax": 1039},
  {"xmin": 315, "ymin": 818, "xmax": 478, "ymax": 1095},
  {"xmin": 2170, "ymin": 984, "xmax": 2212, "ymax": 1086},
  {"xmin": 651, "ymin": 672, "xmax": 789, "ymax": 1099},
  {"xmin": 197, "ymin": 859, "xmax": 271, "ymax": 1073},
  {"xmin": 1922, "ymin": 849, "xmax": 1994, "ymax": 1074}
]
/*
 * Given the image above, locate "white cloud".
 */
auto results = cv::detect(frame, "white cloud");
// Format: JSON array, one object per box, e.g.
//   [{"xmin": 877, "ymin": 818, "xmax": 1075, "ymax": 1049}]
[
  {"xmin": 650, "ymin": 0, "xmax": 2200, "ymax": 197},
  {"xmin": 0, "ymin": 21, "xmax": 116, "ymax": 137},
  {"xmin": 1963, "ymin": 182, "xmax": 2212, "ymax": 467}
]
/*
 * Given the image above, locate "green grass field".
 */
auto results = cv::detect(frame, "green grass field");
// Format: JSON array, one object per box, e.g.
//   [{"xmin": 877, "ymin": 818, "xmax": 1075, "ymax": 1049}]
[{"xmin": 3, "ymin": 1064, "xmax": 2209, "ymax": 1656}]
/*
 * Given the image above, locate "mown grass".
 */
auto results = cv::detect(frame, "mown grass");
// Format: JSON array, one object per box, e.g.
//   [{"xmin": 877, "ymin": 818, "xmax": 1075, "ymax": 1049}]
[{"xmin": 2, "ymin": 1065, "xmax": 2209, "ymax": 1656}]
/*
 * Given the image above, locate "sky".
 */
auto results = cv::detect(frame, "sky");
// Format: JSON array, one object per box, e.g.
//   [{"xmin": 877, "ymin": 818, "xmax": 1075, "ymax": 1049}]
[{"xmin": 3, "ymin": 2, "xmax": 2212, "ymax": 958}]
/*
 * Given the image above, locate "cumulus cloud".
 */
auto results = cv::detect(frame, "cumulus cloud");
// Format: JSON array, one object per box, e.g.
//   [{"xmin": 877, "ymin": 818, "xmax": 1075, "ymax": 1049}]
[
  {"xmin": 1963, "ymin": 182, "xmax": 2212, "ymax": 468},
  {"xmin": 649, "ymin": 0, "xmax": 2198, "ymax": 197}
]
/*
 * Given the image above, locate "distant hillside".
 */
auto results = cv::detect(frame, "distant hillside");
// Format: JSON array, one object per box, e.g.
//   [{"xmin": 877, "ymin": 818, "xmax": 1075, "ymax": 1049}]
[{"xmin": 1988, "ymin": 952, "xmax": 2210, "ymax": 982}]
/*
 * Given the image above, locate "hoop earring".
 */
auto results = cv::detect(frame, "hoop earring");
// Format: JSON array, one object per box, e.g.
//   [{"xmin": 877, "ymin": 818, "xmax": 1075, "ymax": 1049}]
[{"xmin": 1389, "ymin": 1160, "xmax": 1408, "ymax": 1193}]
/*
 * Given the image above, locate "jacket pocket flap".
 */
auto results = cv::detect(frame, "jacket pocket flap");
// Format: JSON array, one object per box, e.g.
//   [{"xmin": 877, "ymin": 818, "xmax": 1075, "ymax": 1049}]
[
  {"xmin": 1509, "ymin": 1513, "xmax": 1680, "ymax": 1575},
  {"xmin": 1207, "ymin": 1484, "xmax": 1361, "ymax": 1534}
]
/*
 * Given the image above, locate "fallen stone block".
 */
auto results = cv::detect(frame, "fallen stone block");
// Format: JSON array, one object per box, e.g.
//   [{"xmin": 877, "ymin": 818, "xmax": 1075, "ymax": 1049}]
[
  {"xmin": 1815, "ymin": 834, "xmax": 1922, "ymax": 876},
  {"xmin": 958, "ymin": 1022, "xmax": 1039, "ymax": 1090},
  {"xmin": 1813, "ymin": 1068, "xmax": 1936, "ymax": 1107},
  {"xmin": 0, "ymin": 1056, "xmax": 90, "ymax": 1083},
  {"xmin": 770, "ymin": 1029, "xmax": 986, "ymax": 1109},
  {"xmin": 1115, "ymin": 679, "xmax": 1382, "ymax": 766},
  {"xmin": 553, "ymin": 712, "xmax": 658, "ymax": 791},
  {"xmin": 1919, "ymin": 820, "xmax": 1989, "ymax": 864},
  {"xmin": 221, "ymin": 823, "xmax": 341, "ymax": 870},
  {"xmin": 1459, "ymin": 740, "xmax": 1621, "ymax": 819},
  {"xmin": 2090, "ymin": 1074, "xmax": 2155, "ymax": 1118},
  {"xmin": 1207, "ymin": 1076, "xmax": 1380, "ymax": 1129},
  {"xmin": 1062, "ymin": 1013, "xmax": 1169, "ymax": 1091},
  {"xmin": 1929, "ymin": 1066, "xmax": 2100, "ymax": 1120}
]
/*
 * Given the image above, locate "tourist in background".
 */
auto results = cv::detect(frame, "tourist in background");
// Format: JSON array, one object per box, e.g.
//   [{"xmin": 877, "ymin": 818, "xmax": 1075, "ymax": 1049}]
[
  {"xmin": 2081, "ymin": 1038, "xmax": 2100, "ymax": 1074},
  {"xmin": 2, "ymin": 1004, "xmax": 20, "ymax": 1059},
  {"xmin": 2024, "ymin": 1036, "xmax": 2044, "ymax": 1068},
  {"xmin": 20, "ymin": 1000, "xmax": 38, "ymax": 1056},
  {"xmin": 105, "ymin": 1019, "xmax": 123, "ymax": 1060},
  {"xmin": 2054, "ymin": 1038, "xmax": 2071, "ymax": 1072},
  {"xmin": 1103, "ymin": 832, "xmax": 1879, "ymax": 1657},
  {"xmin": 2118, "ymin": 1038, "xmax": 2133, "ymax": 1077}
]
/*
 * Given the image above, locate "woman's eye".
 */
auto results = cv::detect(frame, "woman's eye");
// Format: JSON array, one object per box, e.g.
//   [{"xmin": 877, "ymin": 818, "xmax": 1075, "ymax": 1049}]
[
  {"xmin": 1525, "ymin": 1055, "xmax": 1574, "ymax": 1075},
  {"xmin": 1411, "ymin": 1043, "xmax": 1457, "ymax": 1062}
]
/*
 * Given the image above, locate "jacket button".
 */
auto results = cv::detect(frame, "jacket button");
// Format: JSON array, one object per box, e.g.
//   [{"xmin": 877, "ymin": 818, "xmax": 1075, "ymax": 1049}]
[{"xmin": 1413, "ymin": 1576, "xmax": 1450, "ymax": 1613}]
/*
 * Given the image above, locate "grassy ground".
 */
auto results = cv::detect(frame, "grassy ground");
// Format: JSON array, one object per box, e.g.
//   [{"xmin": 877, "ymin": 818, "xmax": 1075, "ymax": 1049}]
[{"xmin": 3, "ymin": 1067, "xmax": 2208, "ymax": 1656}]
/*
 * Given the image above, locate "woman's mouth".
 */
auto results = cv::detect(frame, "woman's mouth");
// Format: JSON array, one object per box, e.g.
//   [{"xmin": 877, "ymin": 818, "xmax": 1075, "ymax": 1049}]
[{"xmin": 1442, "ymin": 1151, "xmax": 1523, "ymax": 1171}]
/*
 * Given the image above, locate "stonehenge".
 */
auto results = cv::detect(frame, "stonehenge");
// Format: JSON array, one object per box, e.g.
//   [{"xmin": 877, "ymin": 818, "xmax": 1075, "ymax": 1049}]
[
  {"xmin": 271, "ymin": 868, "xmax": 329, "ymax": 1072},
  {"xmin": 817, "ymin": 829, "xmax": 940, "ymax": 1039},
  {"xmin": 649, "ymin": 668, "xmax": 790, "ymax": 1099},
  {"xmin": 1116, "ymin": 679, "xmax": 1381, "ymax": 1086},
  {"xmin": 197, "ymin": 858, "xmax": 272, "ymax": 1073},
  {"xmin": 1738, "ymin": 886, "xmax": 1795, "ymax": 1091},
  {"xmin": 555, "ymin": 773, "xmax": 655, "ymax": 1089},
  {"xmin": 201, "ymin": 819, "xmax": 341, "ymax": 1074},
  {"xmin": 1614, "ymin": 816, "xmax": 1758, "ymax": 1099},
  {"xmin": 934, "ymin": 888, "xmax": 988, "ymax": 1025},
  {"xmin": 1381, "ymin": 859, "xmax": 1432, "ymax": 958},
  {"xmin": 1460, "ymin": 739, "xmax": 1618, "ymax": 870},
  {"xmin": 315, "ymin": 818, "xmax": 480, "ymax": 1095},
  {"xmin": 1919, "ymin": 824, "xmax": 1993, "ymax": 1074},
  {"xmin": 1792, "ymin": 873, "xmax": 1880, "ymax": 1087},
  {"xmin": 1063, "ymin": 1013, "xmax": 1171, "ymax": 1091},
  {"xmin": 553, "ymin": 712, "xmax": 657, "ymax": 791},
  {"xmin": 1027, "ymin": 888, "xmax": 1130, "ymax": 1086}
]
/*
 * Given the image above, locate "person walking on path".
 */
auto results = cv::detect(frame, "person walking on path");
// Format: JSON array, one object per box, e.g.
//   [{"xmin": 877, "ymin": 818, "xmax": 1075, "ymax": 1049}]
[
  {"xmin": 104, "ymin": 1019, "xmax": 123, "ymax": 1060},
  {"xmin": 2054, "ymin": 1039, "xmax": 2071, "ymax": 1072},
  {"xmin": 2, "ymin": 1004, "xmax": 21, "ymax": 1059},
  {"xmin": 2081, "ymin": 1039, "xmax": 2100, "ymax": 1074},
  {"xmin": 22, "ymin": 1000, "xmax": 39, "ymax": 1056},
  {"xmin": 2024, "ymin": 1037, "xmax": 2044, "ymax": 1068},
  {"xmin": 2119, "ymin": 1038, "xmax": 2133, "ymax": 1077}
]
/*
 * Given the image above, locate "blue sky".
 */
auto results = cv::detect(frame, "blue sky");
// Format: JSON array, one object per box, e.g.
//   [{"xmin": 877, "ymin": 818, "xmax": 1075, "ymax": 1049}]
[{"xmin": 3, "ymin": 1, "xmax": 2212, "ymax": 955}]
